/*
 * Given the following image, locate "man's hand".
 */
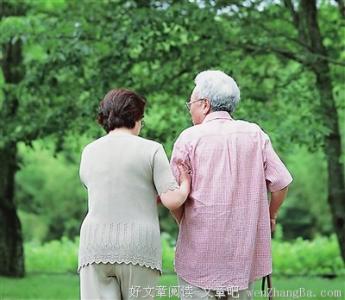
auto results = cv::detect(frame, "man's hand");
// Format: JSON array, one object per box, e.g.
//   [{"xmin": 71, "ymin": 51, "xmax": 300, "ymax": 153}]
[
  {"xmin": 269, "ymin": 186, "xmax": 289, "ymax": 230},
  {"xmin": 270, "ymin": 218, "xmax": 276, "ymax": 232}
]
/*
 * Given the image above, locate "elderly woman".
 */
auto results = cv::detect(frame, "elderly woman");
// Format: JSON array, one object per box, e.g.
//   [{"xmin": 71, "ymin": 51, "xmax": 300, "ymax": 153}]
[{"xmin": 77, "ymin": 89, "xmax": 190, "ymax": 299}]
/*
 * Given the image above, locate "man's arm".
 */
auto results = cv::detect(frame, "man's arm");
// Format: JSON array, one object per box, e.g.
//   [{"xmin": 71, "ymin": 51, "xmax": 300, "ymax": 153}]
[
  {"xmin": 269, "ymin": 186, "xmax": 289, "ymax": 232},
  {"xmin": 262, "ymin": 132, "xmax": 293, "ymax": 232}
]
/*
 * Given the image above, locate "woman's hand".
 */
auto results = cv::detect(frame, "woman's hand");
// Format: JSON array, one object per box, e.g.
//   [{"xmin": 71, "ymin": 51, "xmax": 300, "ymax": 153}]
[
  {"xmin": 160, "ymin": 161, "xmax": 191, "ymax": 211},
  {"xmin": 171, "ymin": 206, "xmax": 185, "ymax": 225},
  {"xmin": 177, "ymin": 162, "xmax": 191, "ymax": 194}
]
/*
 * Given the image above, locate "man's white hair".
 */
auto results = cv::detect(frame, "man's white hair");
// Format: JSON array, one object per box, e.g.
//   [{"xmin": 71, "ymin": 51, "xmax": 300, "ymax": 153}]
[{"xmin": 194, "ymin": 70, "xmax": 240, "ymax": 113}]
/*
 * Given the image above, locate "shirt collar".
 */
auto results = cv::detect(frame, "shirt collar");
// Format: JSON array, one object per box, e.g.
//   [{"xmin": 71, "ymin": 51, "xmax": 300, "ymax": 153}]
[{"xmin": 202, "ymin": 111, "xmax": 233, "ymax": 124}]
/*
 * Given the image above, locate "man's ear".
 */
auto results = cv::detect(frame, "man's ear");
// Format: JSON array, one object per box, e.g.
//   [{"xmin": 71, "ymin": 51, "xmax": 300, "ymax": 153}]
[{"xmin": 203, "ymin": 99, "xmax": 212, "ymax": 114}]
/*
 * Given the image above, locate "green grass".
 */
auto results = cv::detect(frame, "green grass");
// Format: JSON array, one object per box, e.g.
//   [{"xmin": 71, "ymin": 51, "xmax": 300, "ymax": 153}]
[
  {"xmin": 0, "ymin": 273, "xmax": 79, "ymax": 300},
  {"xmin": 0, "ymin": 273, "xmax": 344, "ymax": 300}
]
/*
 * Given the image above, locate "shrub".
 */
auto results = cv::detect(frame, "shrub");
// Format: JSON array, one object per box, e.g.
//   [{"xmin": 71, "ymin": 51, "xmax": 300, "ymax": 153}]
[
  {"xmin": 161, "ymin": 232, "xmax": 175, "ymax": 272},
  {"xmin": 25, "ymin": 236, "xmax": 79, "ymax": 273},
  {"xmin": 24, "ymin": 234, "xmax": 344, "ymax": 276},
  {"xmin": 272, "ymin": 235, "xmax": 345, "ymax": 276}
]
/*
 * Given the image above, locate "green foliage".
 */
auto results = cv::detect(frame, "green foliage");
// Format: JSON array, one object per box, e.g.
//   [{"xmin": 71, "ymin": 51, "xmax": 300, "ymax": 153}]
[
  {"xmin": 25, "ymin": 237, "xmax": 78, "ymax": 273},
  {"xmin": 272, "ymin": 235, "xmax": 345, "ymax": 276},
  {"xmin": 279, "ymin": 147, "xmax": 333, "ymax": 238},
  {"xmin": 18, "ymin": 210, "xmax": 48, "ymax": 243},
  {"xmin": 16, "ymin": 140, "xmax": 87, "ymax": 241},
  {"xmin": 16, "ymin": 136, "xmax": 335, "ymax": 242},
  {"xmin": 161, "ymin": 232, "xmax": 175, "ymax": 272},
  {"xmin": 24, "ymin": 235, "xmax": 344, "ymax": 277},
  {"xmin": 0, "ymin": 2, "xmax": 342, "ymax": 162},
  {"xmin": 2, "ymin": 0, "xmax": 345, "ymax": 276},
  {"xmin": 0, "ymin": 16, "xmax": 30, "ymax": 44}
]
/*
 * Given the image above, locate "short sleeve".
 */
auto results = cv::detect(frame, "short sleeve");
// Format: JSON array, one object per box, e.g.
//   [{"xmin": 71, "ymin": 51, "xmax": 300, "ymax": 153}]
[
  {"xmin": 153, "ymin": 145, "xmax": 179, "ymax": 195},
  {"xmin": 263, "ymin": 133, "xmax": 293, "ymax": 192},
  {"xmin": 170, "ymin": 133, "xmax": 192, "ymax": 183}
]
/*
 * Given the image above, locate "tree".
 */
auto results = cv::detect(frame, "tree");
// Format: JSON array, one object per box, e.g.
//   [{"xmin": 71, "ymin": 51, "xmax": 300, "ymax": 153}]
[
  {"xmin": 293, "ymin": 0, "xmax": 345, "ymax": 261},
  {"xmin": 214, "ymin": 0, "xmax": 345, "ymax": 260},
  {"xmin": 0, "ymin": 0, "xmax": 102, "ymax": 276},
  {"xmin": 0, "ymin": 0, "xmax": 26, "ymax": 277},
  {"xmin": 1, "ymin": 0, "xmax": 343, "ymax": 277},
  {"xmin": 0, "ymin": 0, "xmax": 223, "ymax": 276}
]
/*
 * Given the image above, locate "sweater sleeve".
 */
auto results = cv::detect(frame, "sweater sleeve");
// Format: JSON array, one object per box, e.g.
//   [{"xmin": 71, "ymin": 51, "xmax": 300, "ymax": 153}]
[
  {"xmin": 79, "ymin": 147, "xmax": 88, "ymax": 189},
  {"xmin": 152, "ymin": 144, "xmax": 179, "ymax": 195}
]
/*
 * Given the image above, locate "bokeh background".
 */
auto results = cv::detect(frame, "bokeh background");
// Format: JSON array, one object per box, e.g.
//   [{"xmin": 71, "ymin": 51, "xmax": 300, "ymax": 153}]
[{"xmin": 0, "ymin": 0, "xmax": 344, "ymax": 299}]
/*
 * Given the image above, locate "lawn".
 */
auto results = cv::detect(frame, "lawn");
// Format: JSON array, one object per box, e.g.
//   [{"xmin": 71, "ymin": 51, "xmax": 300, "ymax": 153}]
[{"xmin": 0, "ymin": 273, "xmax": 344, "ymax": 299}]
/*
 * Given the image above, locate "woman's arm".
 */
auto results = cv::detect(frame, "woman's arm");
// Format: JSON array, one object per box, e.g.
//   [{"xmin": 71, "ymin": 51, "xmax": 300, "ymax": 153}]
[
  {"xmin": 160, "ymin": 163, "xmax": 191, "ymax": 211},
  {"xmin": 170, "ymin": 206, "xmax": 184, "ymax": 224}
]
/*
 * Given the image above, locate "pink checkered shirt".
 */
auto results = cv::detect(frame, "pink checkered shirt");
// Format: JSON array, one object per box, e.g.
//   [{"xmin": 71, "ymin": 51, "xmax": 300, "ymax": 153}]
[{"xmin": 170, "ymin": 111, "xmax": 293, "ymax": 291}]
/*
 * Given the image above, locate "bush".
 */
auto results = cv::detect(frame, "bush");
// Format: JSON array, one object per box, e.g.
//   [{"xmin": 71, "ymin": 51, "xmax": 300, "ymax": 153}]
[
  {"xmin": 161, "ymin": 232, "xmax": 175, "ymax": 272},
  {"xmin": 18, "ymin": 210, "xmax": 48, "ymax": 243},
  {"xmin": 24, "ymin": 234, "xmax": 344, "ymax": 276},
  {"xmin": 272, "ymin": 235, "xmax": 345, "ymax": 276},
  {"xmin": 24, "ymin": 234, "xmax": 176, "ymax": 273},
  {"xmin": 25, "ymin": 236, "xmax": 79, "ymax": 273},
  {"xmin": 16, "ymin": 141, "xmax": 88, "ymax": 242}
]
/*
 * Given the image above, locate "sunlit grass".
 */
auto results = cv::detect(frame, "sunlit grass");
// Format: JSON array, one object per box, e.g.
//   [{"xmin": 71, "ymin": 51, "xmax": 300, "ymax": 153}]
[{"xmin": 0, "ymin": 273, "xmax": 344, "ymax": 300}]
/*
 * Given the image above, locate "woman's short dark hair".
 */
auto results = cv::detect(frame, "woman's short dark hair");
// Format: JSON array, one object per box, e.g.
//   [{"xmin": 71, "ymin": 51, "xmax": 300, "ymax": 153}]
[{"xmin": 97, "ymin": 89, "xmax": 146, "ymax": 133}]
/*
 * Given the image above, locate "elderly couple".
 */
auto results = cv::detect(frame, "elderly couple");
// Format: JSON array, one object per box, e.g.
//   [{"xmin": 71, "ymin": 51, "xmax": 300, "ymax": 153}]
[{"xmin": 77, "ymin": 70, "xmax": 292, "ymax": 300}]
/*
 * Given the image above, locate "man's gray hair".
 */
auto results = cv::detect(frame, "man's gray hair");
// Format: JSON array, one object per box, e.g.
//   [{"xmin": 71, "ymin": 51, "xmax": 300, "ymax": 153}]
[{"xmin": 194, "ymin": 70, "xmax": 240, "ymax": 113}]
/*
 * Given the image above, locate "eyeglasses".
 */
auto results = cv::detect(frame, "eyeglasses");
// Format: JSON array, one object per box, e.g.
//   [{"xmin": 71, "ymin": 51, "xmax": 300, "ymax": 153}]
[{"xmin": 185, "ymin": 98, "xmax": 207, "ymax": 110}]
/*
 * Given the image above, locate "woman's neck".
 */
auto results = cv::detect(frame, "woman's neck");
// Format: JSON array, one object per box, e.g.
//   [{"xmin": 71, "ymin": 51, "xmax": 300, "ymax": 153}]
[{"xmin": 109, "ymin": 127, "xmax": 137, "ymax": 135}]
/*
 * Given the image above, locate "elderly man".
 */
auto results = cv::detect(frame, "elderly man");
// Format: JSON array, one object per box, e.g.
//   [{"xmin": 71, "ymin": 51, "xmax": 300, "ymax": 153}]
[{"xmin": 170, "ymin": 70, "xmax": 292, "ymax": 299}]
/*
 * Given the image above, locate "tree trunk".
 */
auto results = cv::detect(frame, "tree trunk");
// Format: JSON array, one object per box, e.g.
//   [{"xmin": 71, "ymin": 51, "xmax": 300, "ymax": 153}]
[
  {"xmin": 0, "ymin": 143, "xmax": 24, "ymax": 277},
  {"xmin": 0, "ymin": 6, "xmax": 25, "ymax": 275},
  {"xmin": 300, "ymin": 0, "xmax": 345, "ymax": 260},
  {"xmin": 335, "ymin": 0, "xmax": 345, "ymax": 19},
  {"xmin": 315, "ymin": 69, "xmax": 345, "ymax": 262}
]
